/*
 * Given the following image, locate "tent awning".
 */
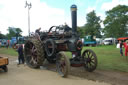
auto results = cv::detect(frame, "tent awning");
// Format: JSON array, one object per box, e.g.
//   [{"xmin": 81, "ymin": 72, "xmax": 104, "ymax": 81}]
[{"xmin": 117, "ymin": 37, "xmax": 128, "ymax": 41}]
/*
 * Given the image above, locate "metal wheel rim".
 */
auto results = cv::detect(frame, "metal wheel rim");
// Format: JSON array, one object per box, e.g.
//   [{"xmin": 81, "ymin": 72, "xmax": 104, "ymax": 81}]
[
  {"xmin": 25, "ymin": 42, "xmax": 38, "ymax": 67},
  {"xmin": 82, "ymin": 49, "xmax": 97, "ymax": 71}
]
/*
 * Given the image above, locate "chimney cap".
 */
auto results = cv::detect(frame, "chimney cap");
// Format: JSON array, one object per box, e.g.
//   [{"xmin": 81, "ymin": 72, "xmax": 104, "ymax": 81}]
[
  {"xmin": 71, "ymin": 4, "xmax": 77, "ymax": 8},
  {"xmin": 71, "ymin": 4, "xmax": 77, "ymax": 11}
]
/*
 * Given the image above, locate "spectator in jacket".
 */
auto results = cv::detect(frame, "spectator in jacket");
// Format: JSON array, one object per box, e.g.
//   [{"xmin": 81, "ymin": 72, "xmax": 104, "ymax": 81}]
[{"xmin": 17, "ymin": 44, "xmax": 24, "ymax": 65}]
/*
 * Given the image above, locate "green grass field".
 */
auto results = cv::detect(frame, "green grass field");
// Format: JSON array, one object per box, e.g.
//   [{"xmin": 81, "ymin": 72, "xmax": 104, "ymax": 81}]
[
  {"xmin": 0, "ymin": 47, "xmax": 18, "ymax": 56},
  {"xmin": 0, "ymin": 45, "xmax": 128, "ymax": 72}
]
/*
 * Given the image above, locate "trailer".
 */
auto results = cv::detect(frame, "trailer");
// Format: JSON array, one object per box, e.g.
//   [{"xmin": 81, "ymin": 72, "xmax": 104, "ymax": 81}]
[{"xmin": 0, "ymin": 57, "xmax": 9, "ymax": 72}]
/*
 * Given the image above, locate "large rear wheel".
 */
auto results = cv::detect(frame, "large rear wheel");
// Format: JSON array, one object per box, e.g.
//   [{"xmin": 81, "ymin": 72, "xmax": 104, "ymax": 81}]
[
  {"xmin": 82, "ymin": 49, "xmax": 97, "ymax": 72},
  {"xmin": 24, "ymin": 38, "xmax": 45, "ymax": 68},
  {"xmin": 56, "ymin": 52, "xmax": 70, "ymax": 77}
]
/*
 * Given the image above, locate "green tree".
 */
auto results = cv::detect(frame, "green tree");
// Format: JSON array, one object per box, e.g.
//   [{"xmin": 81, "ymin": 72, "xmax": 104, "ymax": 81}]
[
  {"xmin": 6, "ymin": 27, "xmax": 22, "ymax": 39},
  {"xmin": 103, "ymin": 5, "xmax": 128, "ymax": 38},
  {"xmin": 77, "ymin": 26, "xmax": 85, "ymax": 38},
  {"xmin": 84, "ymin": 10, "xmax": 102, "ymax": 38},
  {"xmin": 0, "ymin": 32, "xmax": 6, "ymax": 39}
]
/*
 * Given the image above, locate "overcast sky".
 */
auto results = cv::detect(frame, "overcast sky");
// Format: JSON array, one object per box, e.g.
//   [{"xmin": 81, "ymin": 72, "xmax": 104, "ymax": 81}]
[{"xmin": 0, "ymin": 0, "xmax": 128, "ymax": 36}]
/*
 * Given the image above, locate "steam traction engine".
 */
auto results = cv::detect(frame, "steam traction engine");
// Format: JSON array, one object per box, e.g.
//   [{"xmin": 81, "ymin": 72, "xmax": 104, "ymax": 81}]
[{"xmin": 24, "ymin": 5, "xmax": 97, "ymax": 77}]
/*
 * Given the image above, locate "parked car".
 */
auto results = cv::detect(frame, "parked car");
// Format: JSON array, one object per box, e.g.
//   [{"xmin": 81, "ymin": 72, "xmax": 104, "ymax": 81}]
[{"xmin": 103, "ymin": 38, "xmax": 116, "ymax": 45}]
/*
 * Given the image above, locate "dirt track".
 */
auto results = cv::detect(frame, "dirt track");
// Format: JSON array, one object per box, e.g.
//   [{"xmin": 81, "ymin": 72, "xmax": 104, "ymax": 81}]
[{"xmin": 0, "ymin": 54, "xmax": 128, "ymax": 85}]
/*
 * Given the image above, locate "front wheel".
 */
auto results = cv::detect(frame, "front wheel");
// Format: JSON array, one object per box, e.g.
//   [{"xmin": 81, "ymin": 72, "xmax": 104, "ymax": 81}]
[
  {"xmin": 82, "ymin": 49, "xmax": 97, "ymax": 72},
  {"xmin": 56, "ymin": 52, "xmax": 70, "ymax": 77}
]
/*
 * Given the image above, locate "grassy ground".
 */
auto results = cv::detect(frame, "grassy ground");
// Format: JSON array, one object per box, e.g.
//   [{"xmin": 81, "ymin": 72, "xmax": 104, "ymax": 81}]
[
  {"xmin": 0, "ymin": 45, "xmax": 128, "ymax": 72},
  {"xmin": 0, "ymin": 47, "xmax": 18, "ymax": 56}
]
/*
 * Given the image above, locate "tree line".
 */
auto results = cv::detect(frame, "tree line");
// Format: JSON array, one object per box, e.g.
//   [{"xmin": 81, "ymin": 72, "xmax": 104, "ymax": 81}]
[
  {"xmin": 78, "ymin": 5, "xmax": 128, "ymax": 38},
  {"xmin": 0, "ymin": 27, "xmax": 22, "ymax": 39}
]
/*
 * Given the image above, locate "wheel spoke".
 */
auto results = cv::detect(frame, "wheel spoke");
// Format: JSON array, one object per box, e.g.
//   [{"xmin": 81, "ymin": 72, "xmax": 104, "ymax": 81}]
[
  {"xmin": 32, "ymin": 46, "xmax": 37, "ymax": 53},
  {"xmin": 87, "ymin": 52, "xmax": 90, "ymax": 58},
  {"xmin": 29, "ymin": 57, "xmax": 34, "ymax": 64},
  {"xmin": 91, "ymin": 58, "xmax": 95, "ymax": 60},
  {"xmin": 91, "ymin": 60, "xmax": 95, "ymax": 64},
  {"xmin": 91, "ymin": 61, "xmax": 95, "ymax": 66},
  {"xmin": 89, "ymin": 62, "xmax": 92, "ymax": 67},
  {"xmin": 60, "ymin": 63, "xmax": 66, "ymax": 73},
  {"xmin": 90, "ymin": 54, "xmax": 93, "ymax": 58},
  {"xmin": 33, "ymin": 48, "xmax": 37, "ymax": 53},
  {"xmin": 29, "ymin": 56, "xmax": 35, "ymax": 63},
  {"xmin": 59, "ymin": 57, "xmax": 66, "ymax": 73}
]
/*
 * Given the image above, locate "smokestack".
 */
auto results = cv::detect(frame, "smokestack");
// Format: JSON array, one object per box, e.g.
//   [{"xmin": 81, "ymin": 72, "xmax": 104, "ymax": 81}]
[{"xmin": 71, "ymin": 4, "xmax": 77, "ymax": 33}]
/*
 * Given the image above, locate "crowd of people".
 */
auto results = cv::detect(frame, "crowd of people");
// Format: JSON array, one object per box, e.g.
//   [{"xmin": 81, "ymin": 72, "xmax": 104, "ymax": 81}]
[{"xmin": 0, "ymin": 40, "xmax": 11, "ymax": 48}]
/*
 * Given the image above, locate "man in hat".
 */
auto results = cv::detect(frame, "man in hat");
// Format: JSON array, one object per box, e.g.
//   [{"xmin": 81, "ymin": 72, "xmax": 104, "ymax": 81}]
[
  {"xmin": 35, "ymin": 27, "xmax": 41, "ymax": 35},
  {"xmin": 17, "ymin": 44, "xmax": 24, "ymax": 65}
]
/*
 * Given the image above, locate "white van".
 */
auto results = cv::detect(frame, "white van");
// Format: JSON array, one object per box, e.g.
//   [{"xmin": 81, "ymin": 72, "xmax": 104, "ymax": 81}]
[{"xmin": 103, "ymin": 38, "xmax": 116, "ymax": 45}]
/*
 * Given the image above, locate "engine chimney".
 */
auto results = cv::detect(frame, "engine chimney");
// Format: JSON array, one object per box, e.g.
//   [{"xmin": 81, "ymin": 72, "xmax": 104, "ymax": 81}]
[{"xmin": 71, "ymin": 4, "xmax": 77, "ymax": 33}]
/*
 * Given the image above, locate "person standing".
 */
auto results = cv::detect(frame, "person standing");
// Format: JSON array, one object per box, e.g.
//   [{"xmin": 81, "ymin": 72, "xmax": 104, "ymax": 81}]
[
  {"xmin": 17, "ymin": 44, "xmax": 24, "ymax": 65},
  {"xmin": 123, "ymin": 40, "xmax": 128, "ymax": 57},
  {"xmin": 119, "ymin": 40, "xmax": 123, "ymax": 56},
  {"xmin": 0, "ymin": 42, "xmax": 1, "ymax": 48},
  {"xmin": 35, "ymin": 27, "xmax": 41, "ymax": 34},
  {"xmin": 6, "ymin": 40, "xmax": 9, "ymax": 49}
]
